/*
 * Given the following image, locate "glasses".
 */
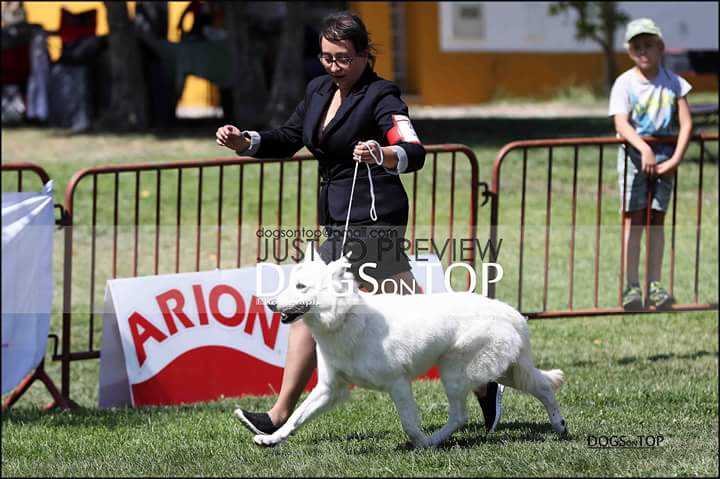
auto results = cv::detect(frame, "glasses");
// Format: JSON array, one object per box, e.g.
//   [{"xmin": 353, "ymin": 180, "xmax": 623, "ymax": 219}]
[{"xmin": 317, "ymin": 53, "xmax": 355, "ymax": 67}]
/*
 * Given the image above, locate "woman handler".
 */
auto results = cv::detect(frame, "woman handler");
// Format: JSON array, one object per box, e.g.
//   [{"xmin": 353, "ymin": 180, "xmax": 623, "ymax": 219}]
[{"xmin": 216, "ymin": 11, "xmax": 503, "ymax": 435}]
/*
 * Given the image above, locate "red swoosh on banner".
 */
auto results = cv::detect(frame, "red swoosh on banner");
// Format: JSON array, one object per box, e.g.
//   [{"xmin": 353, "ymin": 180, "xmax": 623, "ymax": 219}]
[
  {"xmin": 130, "ymin": 346, "xmax": 318, "ymax": 407},
  {"xmin": 130, "ymin": 346, "xmax": 439, "ymax": 407}
]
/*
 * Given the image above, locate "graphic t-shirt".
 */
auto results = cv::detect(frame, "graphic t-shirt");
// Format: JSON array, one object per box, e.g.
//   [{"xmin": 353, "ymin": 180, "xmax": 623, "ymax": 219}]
[{"xmin": 609, "ymin": 66, "xmax": 692, "ymax": 155}]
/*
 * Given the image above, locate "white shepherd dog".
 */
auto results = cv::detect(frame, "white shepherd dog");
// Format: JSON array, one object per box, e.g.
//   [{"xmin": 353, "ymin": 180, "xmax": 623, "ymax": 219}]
[{"xmin": 244, "ymin": 245, "xmax": 567, "ymax": 448}]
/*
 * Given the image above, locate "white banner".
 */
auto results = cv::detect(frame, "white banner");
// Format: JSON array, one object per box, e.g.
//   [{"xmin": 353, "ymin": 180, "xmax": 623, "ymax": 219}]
[
  {"xmin": 99, "ymin": 254, "xmax": 445, "ymax": 408},
  {"xmin": 1, "ymin": 181, "xmax": 54, "ymax": 395}
]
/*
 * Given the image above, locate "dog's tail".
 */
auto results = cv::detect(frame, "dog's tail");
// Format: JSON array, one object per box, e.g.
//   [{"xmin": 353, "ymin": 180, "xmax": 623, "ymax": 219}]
[{"xmin": 539, "ymin": 369, "xmax": 565, "ymax": 391}]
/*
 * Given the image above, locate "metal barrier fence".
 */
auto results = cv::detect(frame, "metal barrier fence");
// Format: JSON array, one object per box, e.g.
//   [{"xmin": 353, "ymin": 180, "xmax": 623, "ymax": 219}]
[
  {"xmin": 0, "ymin": 162, "xmax": 74, "ymax": 410},
  {"xmin": 58, "ymin": 145, "xmax": 480, "ymax": 400},
  {"xmin": 3, "ymin": 136, "xmax": 717, "ymax": 408},
  {"xmin": 1, "ymin": 162, "xmax": 50, "ymax": 190},
  {"xmin": 488, "ymin": 133, "xmax": 718, "ymax": 319}
]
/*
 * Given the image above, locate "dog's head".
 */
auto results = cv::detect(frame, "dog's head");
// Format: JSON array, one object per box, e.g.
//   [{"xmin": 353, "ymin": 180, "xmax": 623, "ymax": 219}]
[{"xmin": 269, "ymin": 243, "xmax": 357, "ymax": 330}]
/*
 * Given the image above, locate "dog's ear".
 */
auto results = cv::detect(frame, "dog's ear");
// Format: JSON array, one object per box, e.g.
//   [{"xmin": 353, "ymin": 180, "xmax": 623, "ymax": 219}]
[
  {"xmin": 304, "ymin": 243, "xmax": 321, "ymax": 263},
  {"xmin": 329, "ymin": 255, "xmax": 351, "ymax": 280},
  {"xmin": 340, "ymin": 251, "xmax": 352, "ymax": 269}
]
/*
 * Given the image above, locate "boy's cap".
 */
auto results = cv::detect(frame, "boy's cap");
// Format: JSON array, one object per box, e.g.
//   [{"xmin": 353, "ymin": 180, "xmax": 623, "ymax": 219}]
[{"xmin": 624, "ymin": 18, "xmax": 663, "ymax": 47}]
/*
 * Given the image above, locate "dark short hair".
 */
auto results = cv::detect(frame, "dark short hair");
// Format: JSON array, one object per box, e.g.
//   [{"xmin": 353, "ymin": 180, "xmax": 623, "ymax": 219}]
[{"xmin": 319, "ymin": 11, "xmax": 377, "ymax": 68}]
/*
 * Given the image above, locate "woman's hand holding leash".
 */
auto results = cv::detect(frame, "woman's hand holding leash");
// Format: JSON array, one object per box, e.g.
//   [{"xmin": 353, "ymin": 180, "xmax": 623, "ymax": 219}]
[{"xmin": 353, "ymin": 140, "xmax": 384, "ymax": 165}]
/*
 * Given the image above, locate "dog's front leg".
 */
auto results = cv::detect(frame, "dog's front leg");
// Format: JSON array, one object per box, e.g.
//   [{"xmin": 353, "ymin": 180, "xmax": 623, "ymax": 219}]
[
  {"xmin": 253, "ymin": 355, "xmax": 347, "ymax": 447},
  {"xmin": 388, "ymin": 379, "xmax": 431, "ymax": 449},
  {"xmin": 253, "ymin": 382, "xmax": 348, "ymax": 447}
]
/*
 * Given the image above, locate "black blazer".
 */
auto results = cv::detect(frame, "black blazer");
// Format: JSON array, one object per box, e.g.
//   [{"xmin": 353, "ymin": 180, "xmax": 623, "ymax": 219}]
[{"xmin": 253, "ymin": 67, "xmax": 426, "ymax": 226}]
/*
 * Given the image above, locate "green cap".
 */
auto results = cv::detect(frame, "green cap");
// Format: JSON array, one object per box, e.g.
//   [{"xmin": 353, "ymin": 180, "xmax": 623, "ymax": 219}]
[{"xmin": 624, "ymin": 18, "xmax": 663, "ymax": 47}]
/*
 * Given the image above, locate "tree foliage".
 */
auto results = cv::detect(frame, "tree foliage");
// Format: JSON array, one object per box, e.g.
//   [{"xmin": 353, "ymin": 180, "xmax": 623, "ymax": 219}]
[{"xmin": 548, "ymin": 1, "xmax": 630, "ymax": 94}]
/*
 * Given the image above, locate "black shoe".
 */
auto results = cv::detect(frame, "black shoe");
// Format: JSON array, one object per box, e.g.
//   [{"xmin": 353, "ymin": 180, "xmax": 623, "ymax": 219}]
[
  {"xmin": 476, "ymin": 382, "xmax": 504, "ymax": 433},
  {"xmin": 234, "ymin": 408, "xmax": 281, "ymax": 435}
]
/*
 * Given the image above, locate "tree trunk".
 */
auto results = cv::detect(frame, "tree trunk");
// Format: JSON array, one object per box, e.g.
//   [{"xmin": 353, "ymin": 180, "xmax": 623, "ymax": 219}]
[
  {"xmin": 224, "ymin": 1, "xmax": 269, "ymax": 128},
  {"xmin": 264, "ymin": 2, "xmax": 305, "ymax": 128},
  {"xmin": 601, "ymin": 2, "xmax": 619, "ymax": 95},
  {"xmin": 97, "ymin": 1, "xmax": 148, "ymax": 131}
]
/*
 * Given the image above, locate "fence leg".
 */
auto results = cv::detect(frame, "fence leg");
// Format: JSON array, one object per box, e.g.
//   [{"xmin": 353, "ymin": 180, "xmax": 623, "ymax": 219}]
[{"xmin": 1, "ymin": 360, "xmax": 78, "ymax": 413}]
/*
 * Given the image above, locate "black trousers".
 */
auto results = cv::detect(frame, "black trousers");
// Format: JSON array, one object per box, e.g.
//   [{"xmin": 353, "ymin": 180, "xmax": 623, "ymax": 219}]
[{"xmin": 318, "ymin": 222, "xmax": 412, "ymax": 283}]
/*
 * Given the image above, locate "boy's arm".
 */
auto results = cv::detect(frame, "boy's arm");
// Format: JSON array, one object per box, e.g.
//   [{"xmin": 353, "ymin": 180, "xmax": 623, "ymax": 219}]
[
  {"xmin": 657, "ymin": 97, "xmax": 693, "ymax": 176},
  {"xmin": 614, "ymin": 114, "xmax": 657, "ymax": 177}
]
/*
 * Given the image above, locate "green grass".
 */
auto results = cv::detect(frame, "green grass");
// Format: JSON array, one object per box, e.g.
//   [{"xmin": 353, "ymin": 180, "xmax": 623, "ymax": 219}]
[
  {"xmin": 489, "ymin": 84, "xmax": 720, "ymax": 110},
  {"xmin": 2, "ymin": 117, "xmax": 718, "ymax": 476},
  {"xmin": 2, "ymin": 314, "xmax": 717, "ymax": 476}
]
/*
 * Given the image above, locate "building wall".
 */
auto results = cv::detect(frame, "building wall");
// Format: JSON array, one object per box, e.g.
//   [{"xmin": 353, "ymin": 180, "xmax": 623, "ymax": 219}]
[
  {"xmin": 347, "ymin": 2, "xmax": 394, "ymax": 81},
  {"xmin": 403, "ymin": 2, "xmax": 716, "ymax": 104},
  {"xmin": 22, "ymin": 2, "xmax": 718, "ymax": 110}
]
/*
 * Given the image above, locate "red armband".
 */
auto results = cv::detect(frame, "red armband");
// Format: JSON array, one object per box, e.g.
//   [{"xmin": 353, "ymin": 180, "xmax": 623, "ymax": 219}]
[{"xmin": 386, "ymin": 114, "xmax": 421, "ymax": 145}]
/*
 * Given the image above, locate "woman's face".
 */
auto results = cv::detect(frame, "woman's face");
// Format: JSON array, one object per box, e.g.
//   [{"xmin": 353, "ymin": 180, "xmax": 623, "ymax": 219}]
[{"xmin": 319, "ymin": 36, "xmax": 368, "ymax": 91}]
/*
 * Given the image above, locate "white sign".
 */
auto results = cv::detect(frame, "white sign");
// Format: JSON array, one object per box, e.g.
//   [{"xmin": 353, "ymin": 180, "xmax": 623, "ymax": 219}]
[
  {"xmin": 1, "ymin": 181, "xmax": 54, "ymax": 395},
  {"xmin": 99, "ymin": 254, "xmax": 446, "ymax": 408}
]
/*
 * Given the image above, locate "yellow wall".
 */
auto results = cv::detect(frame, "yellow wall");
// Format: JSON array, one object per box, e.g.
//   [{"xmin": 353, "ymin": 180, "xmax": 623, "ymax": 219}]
[
  {"xmin": 349, "ymin": 2, "xmax": 394, "ymax": 81},
  {"xmin": 23, "ymin": 1, "xmax": 215, "ymax": 108},
  {"xmin": 406, "ymin": 2, "xmax": 615, "ymax": 104},
  {"xmin": 386, "ymin": 2, "xmax": 717, "ymax": 104}
]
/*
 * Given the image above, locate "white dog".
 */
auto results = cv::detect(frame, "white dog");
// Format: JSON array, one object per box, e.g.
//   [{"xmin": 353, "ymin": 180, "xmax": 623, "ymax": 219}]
[{"xmin": 242, "ymin": 246, "xmax": 567, "ymax": 448}]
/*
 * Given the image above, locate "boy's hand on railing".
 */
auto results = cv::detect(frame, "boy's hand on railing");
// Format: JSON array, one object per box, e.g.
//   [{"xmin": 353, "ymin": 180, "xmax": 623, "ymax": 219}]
[
  {"xmin": 640, "ymin": 147, "xmax": 657, "ymax": 177},
  {"xmin": 656, "ymin": 158, "xmax": 679, "ymax": 177}
]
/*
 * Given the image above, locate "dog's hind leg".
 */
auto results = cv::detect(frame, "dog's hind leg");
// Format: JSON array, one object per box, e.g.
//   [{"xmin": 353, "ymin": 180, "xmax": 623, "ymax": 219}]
[
  {"xmin": 428, "ymin": 366, "xmax": 470, "ymax": 447},
  {"xmin": 508, "ymin": 359, "xmax": 567, "ymax": 434},
  {"xmin": 388, "ymin": 379, "xmax": 431, "ymax": 449}
]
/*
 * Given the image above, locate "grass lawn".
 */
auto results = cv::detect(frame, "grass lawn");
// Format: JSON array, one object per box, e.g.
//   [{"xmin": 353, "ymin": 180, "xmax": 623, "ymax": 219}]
[{"xmin": 1, "ymin": 112, "xmax": 718, "ymax": 477}]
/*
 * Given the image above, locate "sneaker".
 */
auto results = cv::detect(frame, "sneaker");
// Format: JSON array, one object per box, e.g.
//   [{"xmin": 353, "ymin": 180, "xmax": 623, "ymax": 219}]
[
  {"xmin": 622, "ymin": 284, "xmax": 643, "ymax": 311},
  {"xmin": 234, "ymin": 409, "xmax": 281, "ymax": 435},
  {"xmin": 649, "ymin": 281, "xmax": 675, "ymax": 310},
  {"xmin": 476, "ymin": 382, "xmax": 504, "ymax": 433}
]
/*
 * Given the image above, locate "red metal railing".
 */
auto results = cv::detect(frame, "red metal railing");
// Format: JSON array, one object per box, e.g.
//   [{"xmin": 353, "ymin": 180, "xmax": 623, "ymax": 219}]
[
  {"xmin": 1, "ymin": 161, "xmax": 50, "ymax": 190},
  {"xmin": 0, "ymin": 162, "xmax": 75, "ymax": 411},
  {"xmin": 7, "ymin": 136, "xmax": 717, "ymax": 408},
  {"xmin": 58, "ymin": 145, "xmax": 480, "ymax": 401},
  {"xmin": 489, "ymin": 133, "xmax": 718, "ymax": 318}
]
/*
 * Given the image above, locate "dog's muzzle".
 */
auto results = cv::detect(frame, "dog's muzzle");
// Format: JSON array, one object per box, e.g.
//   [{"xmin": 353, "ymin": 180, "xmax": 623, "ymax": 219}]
[
  {"xmin": 266, "ymin": 301, "xmax": 309, "ymax": 324},
  {"xmin": 280, "ymin": 312, "xmax": 303, "ymax": 324}
]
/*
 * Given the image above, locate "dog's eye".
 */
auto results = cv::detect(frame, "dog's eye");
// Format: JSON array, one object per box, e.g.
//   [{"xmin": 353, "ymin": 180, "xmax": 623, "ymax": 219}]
[{"xmin": 296, "ymin": 283, "xmax": 307, "ymax": 290}]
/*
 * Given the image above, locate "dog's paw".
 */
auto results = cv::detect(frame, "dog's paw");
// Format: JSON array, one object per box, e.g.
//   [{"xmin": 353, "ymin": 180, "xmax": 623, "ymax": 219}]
[
  {"xmin": 253, "ymin": 434, "xmax": 282, "ymax": 447},
  {"xmin": 411, "ymin": 438, "xmax": 433, "ymax": 449},
  {"xmin": 554, "ymin": 418, "xmax": 569, "ymax": 437}
]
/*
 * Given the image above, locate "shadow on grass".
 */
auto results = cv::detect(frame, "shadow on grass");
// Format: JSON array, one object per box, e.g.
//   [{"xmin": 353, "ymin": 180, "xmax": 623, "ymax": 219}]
[
  {"xmin": 414, "ymin": 117, "xmax": 615, "ymax": 148},
  {"xmin": 386, "ymin": 421, "xmax": 569, "ymax": 451},
  {"xmin": 618, "ymin": 350, "xmax": 718, "ymax": 365},
  {"xmin": 0, "ymin": 401, "xmax": 228, "ymax": 427},
  {"xmin": 3, "ymin": 117, "xmax": 618, "ymax": 149},
  {"xmin": 571, "ymin": 349, "xmax": 718, "ymax": 367}
]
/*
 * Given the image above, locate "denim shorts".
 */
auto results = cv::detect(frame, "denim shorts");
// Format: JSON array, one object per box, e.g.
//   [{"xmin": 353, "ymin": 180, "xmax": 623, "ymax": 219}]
[{"xmin": 617, "ymin": 146, "xmax": 675, "ymax": 213}]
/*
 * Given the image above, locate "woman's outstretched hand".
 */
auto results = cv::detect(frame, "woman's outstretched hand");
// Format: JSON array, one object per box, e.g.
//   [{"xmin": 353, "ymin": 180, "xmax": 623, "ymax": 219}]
[{"xmin": 216, "ymin": 125, "xmax": 249, "ymax": 152}]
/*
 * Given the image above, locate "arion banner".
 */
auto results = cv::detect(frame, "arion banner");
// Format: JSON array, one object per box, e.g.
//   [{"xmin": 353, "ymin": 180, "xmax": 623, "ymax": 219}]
[
  {"xmin": 98, "ymin": 254, "xmax": 446, "ymax": 408},
  {"xmin": 1, "ymin": 181, "xmax": 54, "ymax": 395}
]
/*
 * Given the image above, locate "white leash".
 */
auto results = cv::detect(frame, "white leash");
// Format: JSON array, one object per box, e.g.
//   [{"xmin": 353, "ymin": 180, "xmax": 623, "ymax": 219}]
[{"xmin": 342, "ymin": 140, "xmax": 383, "ymax": 251}]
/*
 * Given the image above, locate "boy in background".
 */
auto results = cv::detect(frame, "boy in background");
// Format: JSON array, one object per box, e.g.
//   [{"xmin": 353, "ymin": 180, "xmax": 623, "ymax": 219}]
[{"xmin": 608, "ymin": 18, "xmax": 693, "ymax": 311}]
